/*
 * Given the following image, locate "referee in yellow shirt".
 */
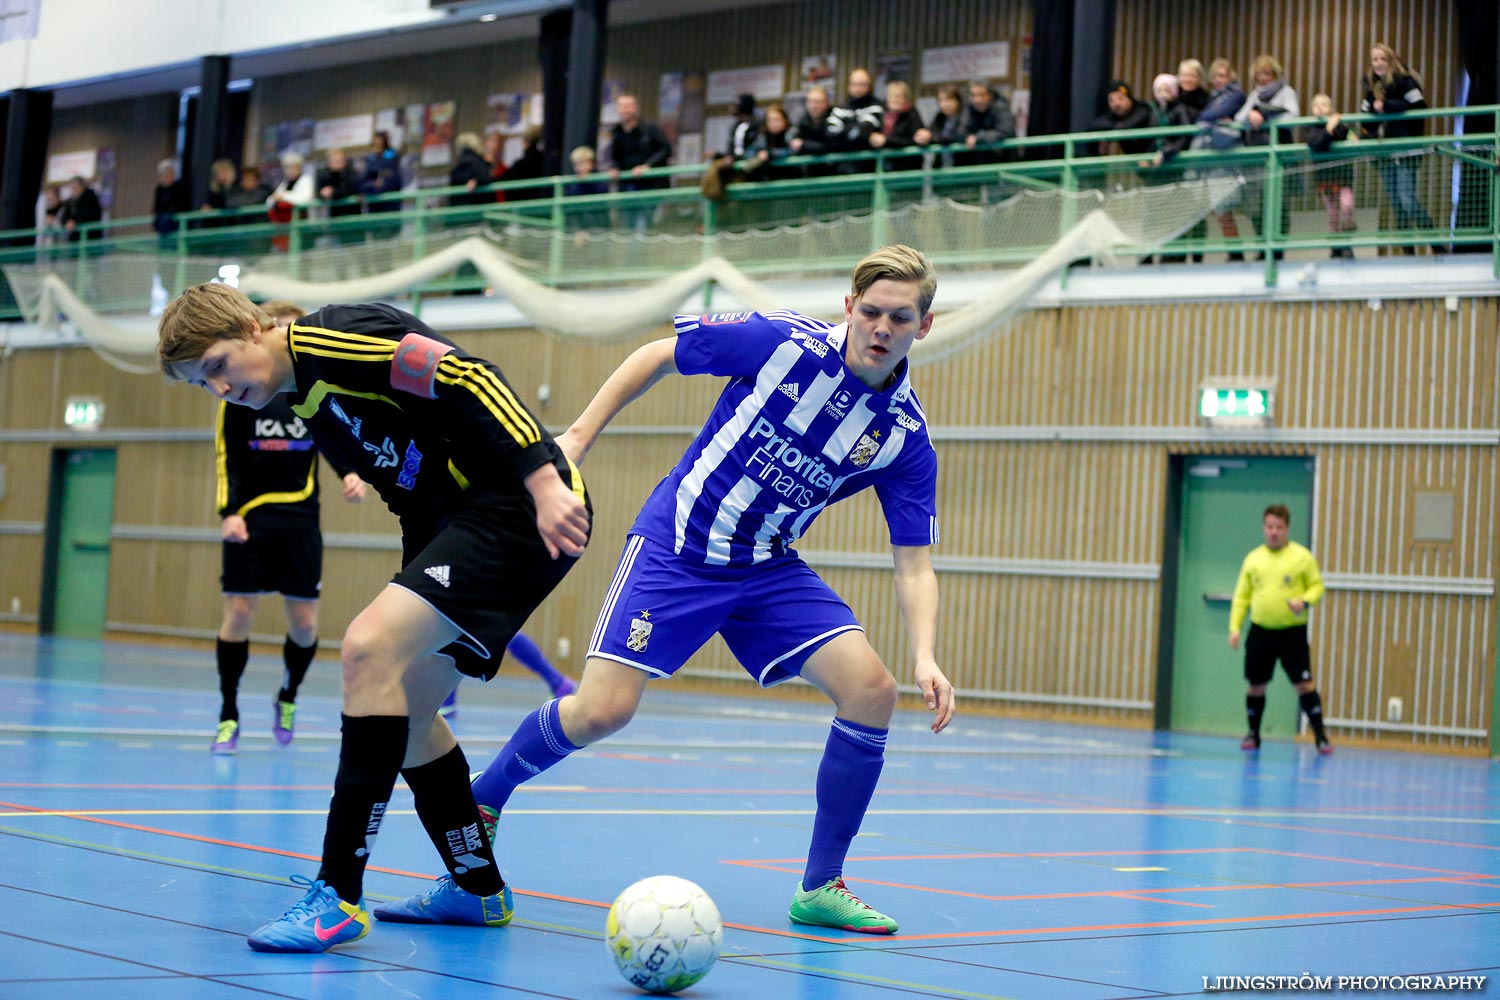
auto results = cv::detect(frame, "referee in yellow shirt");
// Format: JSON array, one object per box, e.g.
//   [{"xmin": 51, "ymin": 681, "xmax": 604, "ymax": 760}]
[{"xmin": 1228, "ymin": 504, "xmax": 1333, "ymax": 754}]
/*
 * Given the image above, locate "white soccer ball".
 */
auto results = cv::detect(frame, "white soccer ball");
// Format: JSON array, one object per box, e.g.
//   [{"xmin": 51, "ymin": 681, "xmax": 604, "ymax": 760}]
[{"xmin": 605, "ymin": 875, "xmax": 723, "ymax": 995}]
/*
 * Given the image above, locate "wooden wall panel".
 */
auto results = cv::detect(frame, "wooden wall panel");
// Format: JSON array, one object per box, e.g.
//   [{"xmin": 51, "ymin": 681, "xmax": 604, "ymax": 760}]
[
  {"xmin": 1, "ymin": 294, "xmax": 1495, "ymax": 748},
  {"xmin": 248, "ymin": 0, "xmax": 1031, "ymax": 167},
  {"xmin": 1114, "ymin": 0, "xmax": 1462, "ymax": 127}
]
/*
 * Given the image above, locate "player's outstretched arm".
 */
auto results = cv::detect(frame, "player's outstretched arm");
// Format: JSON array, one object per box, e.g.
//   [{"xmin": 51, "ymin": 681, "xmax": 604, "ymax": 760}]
[
  {"xmin": 892, "ymin": 544, "xmax": 955, "ymax": 733},
  {"xmin": 556, "ymin": 338, "xmax": 679, "ymax": 465}
]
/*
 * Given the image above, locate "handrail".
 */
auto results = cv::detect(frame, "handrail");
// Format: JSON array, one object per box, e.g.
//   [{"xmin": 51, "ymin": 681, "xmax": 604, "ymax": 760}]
[{"xmin": 1, "ymin": 102, "xmax": 1495, "ymax": 318}]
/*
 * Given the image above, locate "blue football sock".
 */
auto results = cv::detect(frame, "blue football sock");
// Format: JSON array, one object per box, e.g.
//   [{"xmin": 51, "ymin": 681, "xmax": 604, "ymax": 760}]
[
  {"xmin": 506, "ymin": 631, "xmax": 569, "ymax": 691},
  {"xmin": 802, "ymin": 717, "xmax": 887, "ymax": 890},
  {"xmin": 471, "ymin": 698, "xmax": 580, "ymax": 813}
]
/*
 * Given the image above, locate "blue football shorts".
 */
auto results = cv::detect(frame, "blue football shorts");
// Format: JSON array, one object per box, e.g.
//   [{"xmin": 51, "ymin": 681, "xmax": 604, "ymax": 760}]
[{"xmin": 588, "ymin": 534, "xmax": 863, "ymax": 686}]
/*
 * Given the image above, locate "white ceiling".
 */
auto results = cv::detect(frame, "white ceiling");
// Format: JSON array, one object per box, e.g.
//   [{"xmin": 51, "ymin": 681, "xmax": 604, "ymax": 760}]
[{"xmin": 47, "ymin": 0, "xmax": 794, "ymax": 109}]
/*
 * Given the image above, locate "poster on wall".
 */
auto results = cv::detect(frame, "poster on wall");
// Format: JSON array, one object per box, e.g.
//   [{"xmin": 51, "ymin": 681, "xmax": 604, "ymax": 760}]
[
  {"xmin": 800, "ymin": 54, "xmax": 836, "ymax": 95},
  {"xmin": 421, "ymin": 102, "xmax": 457, "ymax": 167},
  {"xmin": 706, "ymin": 64, "xmax": 784, "ymax": 105},
  {"xmin": 920, "ymin": 41, "xmax": 1010, "ymax": 84},
  {"xmin": 314, "ymin": 113, "xmax": 374, "ymax": 151},
  {"xmin": 275, "ymin": 119, "xmax": 316, "ymax": 159},
  {"xmin": 676, "ymin": 133, "xmax": 703, "ymax": 169},
  {"xmin": 46, "ymin": 149, "xmax": 98, "ymax": 184},
  {"xmin": 679, "ymin": 71, "xmax": 706, "ymax": 134},
  {"xmin": 404, "ymin": 102, "xmax": 427, "ymax": 152},
  {"xmin": 702, "ymin": 116, "xmax": 735, "ymax": 159},
  {"xmin": 487, "ymin": 93, "xmax": 529, "ymax": 135},
  {"xmin": 873, "ymin": 51, "xmax": 912, "ymax": 102},
  {"xmin": 599, "ymin": 79, "xmax": 627, "ymax": 125},
  {"xmin": 374, "ymin": 107, "xmax": 407, "ymax": 151},
  {"xmin": 1010, "ymin": 89, "xmax": 1030, "ymax": 137},
  {"xmin": 93, "ymin": 148, "xmax": 117, "ymax": 218},
  {"xmin": 658, "ymin": 72, "xmax": 684, "ymax": 143}
]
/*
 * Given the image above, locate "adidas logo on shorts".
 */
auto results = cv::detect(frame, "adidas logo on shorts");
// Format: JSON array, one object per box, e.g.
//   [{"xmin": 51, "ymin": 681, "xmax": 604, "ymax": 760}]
[{"xmin": 424, "ymin": 565, "xmax": 451, "ymax": 588}]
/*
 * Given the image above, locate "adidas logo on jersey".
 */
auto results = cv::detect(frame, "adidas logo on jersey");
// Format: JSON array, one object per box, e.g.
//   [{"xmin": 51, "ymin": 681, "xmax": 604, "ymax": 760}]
[
  {"xmin": 424, "ymin": 565, "xmax": 451, "ymax": 587},
  {"xmin": 778, "ymin": 382, "xmax": 800, "ymax": 401}
]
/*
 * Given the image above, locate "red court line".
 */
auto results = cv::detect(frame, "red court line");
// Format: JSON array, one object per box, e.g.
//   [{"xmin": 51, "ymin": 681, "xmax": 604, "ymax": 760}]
[
  {"xmin": 1111, "ymin": 894, "xmax": 1213, "ymax": 908},
  {"xmin": 1173, "ymin": 813, "xmax": 1500, "ymax": 852},
  {"xmin": 0, "ymin": 783, "xmax": 335, "ymax": 791}
]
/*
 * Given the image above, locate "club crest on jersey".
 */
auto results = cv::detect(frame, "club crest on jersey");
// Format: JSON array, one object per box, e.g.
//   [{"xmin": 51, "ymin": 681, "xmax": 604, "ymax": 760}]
[
  {"xmin": 702, "ymin": 312, "xmax": 752, "ymax": 325},
  {"xmin": 626, "ymin": 613, "xmax": 653, "ymax": 652},
  {"xmin": 848, "ymin": 431, "xmax": 882, "ymax": 467},
  {"xmin": 789, "ymin": 330, "xmax": 829, "ymax": 358}
]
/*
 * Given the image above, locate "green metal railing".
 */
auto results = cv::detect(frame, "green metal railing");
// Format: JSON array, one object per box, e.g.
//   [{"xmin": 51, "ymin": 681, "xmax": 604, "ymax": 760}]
[{"xmin": 1, "ymin": 103, "xmax": 1495, "ymax": 321}]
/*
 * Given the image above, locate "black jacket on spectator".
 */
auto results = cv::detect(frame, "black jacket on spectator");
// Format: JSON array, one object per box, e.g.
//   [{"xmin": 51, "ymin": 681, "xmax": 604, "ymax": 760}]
[
  {"xmin": 608, "ymin": 121, "xmax": 673, "ymax": 190},
  {"xmin": 153, "ymin": 180, "xmax": 191, "ymax": 236},
  {"xmin": 224, "ymin": 182, "xmax": 271, "ymax": 214},
  {"xmin": 828, "ymin": 93, "xmax": 884, "ymax": 149},
  {"xmin": 60, "ymin": 187, "xmax": 102, "ymax": 241},
  {"xmin": 747, "ymin": 128, "xmax": 796, "ymax": 181},
  {"xmin": 1150, "ymin": 100, "xmax": 1196, "ymax": 160},
  {"xmin": 1091, "ymin": 101, "xmax": 1155, "ymax": 155},
  {"xmin": 1306, "ymin": 120, "xmax": 1356, "ymax": 187},
  {"xmin": 448, "ymin": 148, "xmax": 494, "ymax": 207},
  {"xmin": 1178, "ymin": 87, "xmax": 1210, "ymax": 119},
  {"xmin": 960, "ymin": 91, "xmax": 1017, "ymax": 164},
  {"xmin": 503, "ymin": 143, "xmax": 549, "ymax": 201},
  {"xmin": 790, "ymin": 110, "xmax": 843, "ymax": 176},
  {"xmin": 879, "ymin": 107, "xmax": 927, "ymax": 170},
  {"xmin": 730, "ymin": 117, "xmax": 760, "ymax": 158},
  {"xmin": 317, "ymin": 165, "xmax": 362, "ymax": 217},
  {"xmin": 1360, "ymin": 71, "xmax": 1428, "ymax": 138}
]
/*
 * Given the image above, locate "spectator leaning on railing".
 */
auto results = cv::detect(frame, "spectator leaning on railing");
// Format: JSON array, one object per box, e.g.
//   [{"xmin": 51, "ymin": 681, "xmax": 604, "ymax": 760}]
[
  {"xmin": 1360, "ymin": 42, "xmax": 1441, "ymax": 251},
  {"xmin": 1306, "ymin": 93, "xmax": 1358, "ymax": 258},
  {"xmin": 607, "ymin": 93, "xmax": 672, "ymax": 231},
  {"xmin": 868, "ymin": 80, "xmax": 927, "ymax": 170},
  {"xmin": 1090, "ymin": 80, "xmax": 1153, "ymax": 155},
  {"xmin": 58, "ymin": 176, "xmax": 101, "ymax": 243},
  {"xmin": 1194, "ymin": 58, "xmax": 1249, "ymax": 260},
  {"xmin": 1177, "ymin": 59, "xmax": 1209, "ymax": 118},
  {"xmin": 747, "ymin": 103, "xmax": 795, "ymax": 181},
  {"xmin": 959, "ymin": 80, "xmax": 1015, "ymax": 165},
  {"xmin": 1230, "ymin": 54, "xmax": 1299, "ymax": 260},
  {"xmin": 153, "ymin": 159, "xmax": 191, "ymax": 238}
]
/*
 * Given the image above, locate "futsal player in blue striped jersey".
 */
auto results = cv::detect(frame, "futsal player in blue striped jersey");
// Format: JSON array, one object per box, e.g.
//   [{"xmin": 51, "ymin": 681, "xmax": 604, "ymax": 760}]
[{"xmin": 383, "ymin": 244, "xmax": 957, "ymax": 935}]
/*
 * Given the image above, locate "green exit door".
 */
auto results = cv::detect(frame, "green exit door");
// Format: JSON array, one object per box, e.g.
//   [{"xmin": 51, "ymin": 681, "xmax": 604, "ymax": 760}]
[
  {"xmin": 41, "ymin": 449, "xmax": 118, "ymax": 639},
  {"xmin": 1160, "ymin": 455, "xmax": 1315, "ymax": 740}
]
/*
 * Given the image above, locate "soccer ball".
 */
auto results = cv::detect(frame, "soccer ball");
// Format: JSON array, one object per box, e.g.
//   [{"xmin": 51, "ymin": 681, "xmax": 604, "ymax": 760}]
[{"xmin": 605, "ymin": 875, "xmax": 723, "ymax": 995}]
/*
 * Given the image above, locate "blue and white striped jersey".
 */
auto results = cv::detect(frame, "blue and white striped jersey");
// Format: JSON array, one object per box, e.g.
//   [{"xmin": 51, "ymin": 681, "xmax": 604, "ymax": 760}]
[{"xmin": 629, "ymin": 310, "xmax": 940, "ymax": 567}]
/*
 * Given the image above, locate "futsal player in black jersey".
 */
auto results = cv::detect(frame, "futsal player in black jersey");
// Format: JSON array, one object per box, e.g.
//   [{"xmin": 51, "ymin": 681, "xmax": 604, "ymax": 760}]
[
  {"xmin": 159, "ymin": 284, "xmax": 591, "ymax": 952},
  {"xmin": 210, "ymin": 301, "xmax": 366, "ymax": 755}
]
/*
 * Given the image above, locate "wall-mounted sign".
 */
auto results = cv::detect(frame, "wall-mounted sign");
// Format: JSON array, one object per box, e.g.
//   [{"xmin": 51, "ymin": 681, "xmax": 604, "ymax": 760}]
[{"xmin": 64, "ymin": 396, "xmax": 105, "ymax": 431}]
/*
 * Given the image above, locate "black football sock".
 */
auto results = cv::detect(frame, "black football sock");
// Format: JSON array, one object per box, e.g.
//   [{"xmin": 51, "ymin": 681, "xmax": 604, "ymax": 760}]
[
  {"xmin": 316, "ymin": 715, "xmax": 409, "ymax": 904},
  {"xmin": 1299, "ymin": 691, "xmax": 1328, "ymax": 742},
  {"xmin": 216, "ymin": 638, "xmax": 249, "ymax": 722},
  {"xmin": 1245, "ymin": 694, "xmax": 1266, "ymax": 739},
  {"xmin": 403, "ymin": 744, "xmax": 504, "ymax": 897},
  {"xmin": 279, "ymin": 635, "xmax": 318, "ymax": 703}
]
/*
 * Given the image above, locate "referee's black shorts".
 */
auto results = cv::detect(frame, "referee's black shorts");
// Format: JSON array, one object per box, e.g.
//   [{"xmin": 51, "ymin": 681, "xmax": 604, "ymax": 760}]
[
  {"xmin": 1243, "ymin": 623, "xmax": 1312, "ymax": 686},
  {"xmin": 221, "ymin": 521, "xmax": 322, "ymax": 601},
  {"xmin": 392, "ymin": 488, "xmax": 591, "ymax": 680}
]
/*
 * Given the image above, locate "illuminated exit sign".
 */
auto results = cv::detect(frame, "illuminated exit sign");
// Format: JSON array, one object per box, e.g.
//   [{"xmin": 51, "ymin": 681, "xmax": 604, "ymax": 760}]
[
  {"xmin": 1198, "ymin": 378, "xmax": 1275, "ymax": 427},
  {"xmin": 64, "ymin": 396, "xmax": 105, "ymax": 431}
]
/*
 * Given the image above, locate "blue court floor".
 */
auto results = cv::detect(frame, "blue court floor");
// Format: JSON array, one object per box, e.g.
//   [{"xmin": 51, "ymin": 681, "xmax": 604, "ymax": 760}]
[{"xmin": 0, "ymin": 632, "xmax": 1496, "ymax": 999}]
